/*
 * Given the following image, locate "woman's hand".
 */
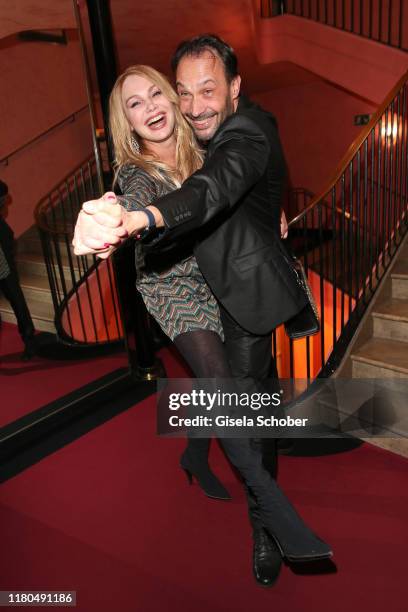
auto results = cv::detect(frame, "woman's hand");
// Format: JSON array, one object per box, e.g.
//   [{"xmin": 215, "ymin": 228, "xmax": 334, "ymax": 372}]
[{"xmin": 72, "ymin": 192, "xmax": 129, "ymax": 258}]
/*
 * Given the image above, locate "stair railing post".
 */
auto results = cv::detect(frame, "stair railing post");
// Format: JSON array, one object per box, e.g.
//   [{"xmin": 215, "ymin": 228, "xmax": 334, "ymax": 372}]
[{"xmin": 112, "ymin": 242, "xmax": 165, "ymax": 381}]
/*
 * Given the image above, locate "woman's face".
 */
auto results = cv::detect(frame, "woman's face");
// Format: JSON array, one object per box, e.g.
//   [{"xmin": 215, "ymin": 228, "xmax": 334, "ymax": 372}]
[{"xmin": 121, "ymin": 74, "xmax": 176, "ymax": 146}]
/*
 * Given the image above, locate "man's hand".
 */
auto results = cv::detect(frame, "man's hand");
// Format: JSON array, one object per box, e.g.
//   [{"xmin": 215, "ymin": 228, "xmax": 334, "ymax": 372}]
[
  {"xmin": 280, "ymin": 210, "xmax": 288, "ymax": 239},
  {"xmin": 72, "ymin": 192, "xmax": 129, "ymax": 259},
  {"xmin": 72, "ymin": 191, "xmax": 166, "ymax": 259},
  {"xmin": 82, "ymin": 200, "xmax": 164, "ymax": 239}
]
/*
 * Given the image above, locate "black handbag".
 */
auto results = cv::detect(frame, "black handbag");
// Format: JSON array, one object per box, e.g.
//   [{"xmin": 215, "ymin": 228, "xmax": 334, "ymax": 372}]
[{"xmin": 279, "ymin": 241, "xmax": 320, "ymax": 339}]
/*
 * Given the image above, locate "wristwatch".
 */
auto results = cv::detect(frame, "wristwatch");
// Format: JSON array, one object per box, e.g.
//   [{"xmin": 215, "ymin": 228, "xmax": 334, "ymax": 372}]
[
  {"xmin": 139, "ymin": 208, "xmax": 156, "ymax": 238},
  {"xmin": 144, "ymin": 208, "xmax": 156, "ymax": 230}
]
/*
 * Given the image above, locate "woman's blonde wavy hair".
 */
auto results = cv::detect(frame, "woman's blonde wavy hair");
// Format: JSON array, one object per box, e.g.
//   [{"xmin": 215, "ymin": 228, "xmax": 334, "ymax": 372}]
[{"xmin": 109, "ymin": 65, "xmax": 203, "ymax": 186}]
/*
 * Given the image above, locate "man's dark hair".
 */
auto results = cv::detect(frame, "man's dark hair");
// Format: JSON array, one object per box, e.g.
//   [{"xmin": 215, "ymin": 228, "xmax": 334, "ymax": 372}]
[
  {"xmin": 0, "ymin": 180, "xmax": 8, "ymax": 199},
  {"xmin": 171, "ymin": 34, "xmax": 239, "ymax": 82}
]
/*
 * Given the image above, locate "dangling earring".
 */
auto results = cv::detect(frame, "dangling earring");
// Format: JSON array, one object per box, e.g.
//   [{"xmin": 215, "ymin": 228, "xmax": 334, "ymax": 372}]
[{"xmin": 131, "ymin": 134, "xmax": 140, "ymax": 153}]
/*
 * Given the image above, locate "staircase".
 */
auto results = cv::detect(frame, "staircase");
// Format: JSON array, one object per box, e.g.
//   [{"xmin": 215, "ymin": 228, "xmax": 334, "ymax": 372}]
[
  {"xmin": 285, "ymin": 65, "xmax": 408, "ymax": 458},
  {"xmin": 329, "ymin": 236, "xmax": 408, "ymax": 458},
  {"xmin": 351, "ymin": 240, "xmax": 408, "ymax": 379},
  {"xmin": 18, "ymin": 154, "xmax": 125, "ymax": 347},
  {"xmin": 0, "ymin": 226, "xmax": 57, "ymax": 333}
]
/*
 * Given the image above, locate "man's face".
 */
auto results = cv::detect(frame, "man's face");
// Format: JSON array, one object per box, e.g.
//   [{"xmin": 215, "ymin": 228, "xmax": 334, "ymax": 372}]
[{"xmin": 175, "ymin": 51, "xmax": 241, "ymax": 142}]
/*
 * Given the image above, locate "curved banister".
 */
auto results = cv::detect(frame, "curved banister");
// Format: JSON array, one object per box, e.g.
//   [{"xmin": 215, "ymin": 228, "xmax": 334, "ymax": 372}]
[
  {"xmin": 34, "ymin": 155, "xmax": 124, "ymax": 346},
  {"xmin": 34, "ymin": 154, "xmax": 96, "ymax": 234},
  {"xmin": 289, "ymin": 187, "xmax": 357, "ymax": 222},
  {"xmin": 289, "ymin": 69, "xmax": 408, "ymax": 227},
  {"xmin": 269, "ymin": 1, "xmax": 408, "ymax": 52},
  {"xmin": 282, "ymin": 68, "xmax": 408, "ymax": 383}
]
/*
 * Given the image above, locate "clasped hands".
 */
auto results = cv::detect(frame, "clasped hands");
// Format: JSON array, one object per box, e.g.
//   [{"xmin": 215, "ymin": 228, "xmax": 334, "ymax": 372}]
[
  {"xmin": 72, "ymin": 191, "xmax": 289, "ymax": 259},
  {"xmin": 72, "ymin": 192, "xmax": 147, "ymax": 259}
]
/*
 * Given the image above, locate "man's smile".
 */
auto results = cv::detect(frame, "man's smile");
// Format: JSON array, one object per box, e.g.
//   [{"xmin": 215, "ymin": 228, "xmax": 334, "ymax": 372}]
[{"xmin": 188, "ymin": 112, "xmax": 217, "ymax": 132}]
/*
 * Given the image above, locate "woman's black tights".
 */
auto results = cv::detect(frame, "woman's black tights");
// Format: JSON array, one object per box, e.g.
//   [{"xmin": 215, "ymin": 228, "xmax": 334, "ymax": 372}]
[
  {"xmin": 174, "ymin": 329, "xmax": 232, "ymax": 379},
  {"xmin": 174, "ymin": 329, "xmax": 232, "ymax": 459}
]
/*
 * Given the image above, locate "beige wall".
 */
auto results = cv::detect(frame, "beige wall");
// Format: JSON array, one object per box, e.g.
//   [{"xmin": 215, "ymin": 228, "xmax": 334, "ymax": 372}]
[
  {"xmin": 0, "ymin": 0, "xmax": 75, "ymax": 40},
  {"xmin": 253, "ymin": 81, "xmax": 377, "ymax": 197},
  {"xmin": 1, "ymin": 112, "xmax": 92, "ymax": 236},
  {"xmin": 0, "ymin": 30, "xmax": 88, "ymax": 158},
  {"xmin": 0, "ymin": 26, "xmax": 92, "ymax": 236}
]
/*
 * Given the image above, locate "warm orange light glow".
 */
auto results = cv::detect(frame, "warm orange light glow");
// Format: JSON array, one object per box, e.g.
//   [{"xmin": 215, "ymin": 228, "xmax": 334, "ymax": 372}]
[
  {"xmin": 275, "ymin": 270, "xmax": 355, "ymax": 380},
  {"xmin": 63, "ymin": 263, "xmax": 356, "ymax": 371},
  {"xmin": 61, "ymin": 259, "xmax": 123, "ymax": 343},
  {"xmin": 380, "ymin": 112, "xmax": 401, "ymax": 141}
]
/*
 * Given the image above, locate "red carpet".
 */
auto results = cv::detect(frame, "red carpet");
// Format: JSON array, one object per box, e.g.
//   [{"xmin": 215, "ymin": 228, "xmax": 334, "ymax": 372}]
[
  {"xmin": 1, "ymin": 341, "xmax": 407, "ymax": 612},
  {"xmin": 0, "ymin": 322, "xmax": 128, "ymax": 428}
]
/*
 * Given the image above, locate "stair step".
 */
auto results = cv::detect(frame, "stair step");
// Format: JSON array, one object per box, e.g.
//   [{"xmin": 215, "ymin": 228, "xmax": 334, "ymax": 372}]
[
  {"xmin": 18, "ymin": 235, "xmax": 72, "ymax": 256},
  {"xmin": 17, "ymin": 271, "xmax": 68, "ymax": 304},
  {"xmin": 372, "ymin": 298, "xmax": 408, "ymax": 341},
  {"xmin": 392, "ymin": 260, "xmax": 408, "ymax": 299},
  {"xmin": 0, "ymin": 294, "xmax": 55, "ymax": 333},
  {"xmin": 18, "ymin": 236, "xmax": 46, "ymax": 256},
  {"xmin": 351, "ymin": 337, "xmax": 408, "ymax": 377},
  {"xmin": 320, "ymin": 363, "xmax": 408, "ymax": 440},
  {"xmin": 15, "ymin": 253, "xmax": 48, "ymax": 277},
  {"xmin": 15, "ymin": 252, "xmax": 80, "ymax": 281},
  {"xmin": 392, "ymin": 260, "xmax": 408, "ymax": 277},
  {"xmin": 366, "ymin": 438, "xmax": 408, "ymax": 459},
  {"xmin": 373, "ymin": 298, "xmax": 408, "ymax": 321}
]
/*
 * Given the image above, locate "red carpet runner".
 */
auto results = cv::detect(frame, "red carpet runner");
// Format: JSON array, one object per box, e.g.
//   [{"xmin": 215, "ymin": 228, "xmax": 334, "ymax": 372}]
[
  {"xmin": 0, "ymin": 338, "xmax": 407, "ymax": 610},
  {"xmin": 0, "ymin": 322, "xmax": 128, "ymax": 428}
]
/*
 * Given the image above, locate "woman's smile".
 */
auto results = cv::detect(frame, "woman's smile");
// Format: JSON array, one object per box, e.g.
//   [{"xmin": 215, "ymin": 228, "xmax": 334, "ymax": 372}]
[{"xmin": 145, "ymin": 112, "xmax": 167, "ymax": 131}]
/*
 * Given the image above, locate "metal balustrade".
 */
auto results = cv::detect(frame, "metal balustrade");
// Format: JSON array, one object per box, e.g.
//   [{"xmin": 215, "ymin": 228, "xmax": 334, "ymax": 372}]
[
  {"xmin": 35, "ymin": 155, "xmax": 123, "ymax": 346},
  {"xmin": 261, "ymin": 0, "xmax": 408, "ymax": 51},
  {"xmin": 277, "ymin": 70, "xmax": 408, "ymax": 383}
]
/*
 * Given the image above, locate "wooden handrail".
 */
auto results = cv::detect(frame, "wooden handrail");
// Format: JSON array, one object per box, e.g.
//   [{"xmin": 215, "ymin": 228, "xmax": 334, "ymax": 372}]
[
  {"xmin": 288, "ymin": 69, "xmax": 408, "ymax": 227},
  {"xmin": 290, "ymin": 187, "xmax": 357, "ymax": 222},
  {"xmin": 0, "ymin": 106, "xmax": 88, "ymax": 166}
]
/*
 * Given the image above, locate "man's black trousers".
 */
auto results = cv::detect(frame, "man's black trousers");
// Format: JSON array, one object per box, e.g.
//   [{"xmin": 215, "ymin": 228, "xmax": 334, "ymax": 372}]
[{"xmin": 220, "ymin": 304, "xmax": 280, "ymax": 531}]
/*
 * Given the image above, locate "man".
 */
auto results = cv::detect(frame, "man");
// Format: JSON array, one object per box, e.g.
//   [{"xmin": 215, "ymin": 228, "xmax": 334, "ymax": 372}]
[
  {"xmin": 0, "ymin": 180, "xmax": 36, "ymax": 360},
  {"xmin": 74, "ymin": 35, "xmax": 311, "ymax": 586}
]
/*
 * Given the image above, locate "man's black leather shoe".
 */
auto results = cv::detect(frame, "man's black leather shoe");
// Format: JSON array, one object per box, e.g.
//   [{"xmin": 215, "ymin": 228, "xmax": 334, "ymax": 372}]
[{"xmin": 253, "ymin": 528, "xmax": 282, "ymax": 587}]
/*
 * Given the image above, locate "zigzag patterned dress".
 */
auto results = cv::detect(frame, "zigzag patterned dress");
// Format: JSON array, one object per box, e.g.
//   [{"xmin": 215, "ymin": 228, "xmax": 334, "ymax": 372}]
[{"xmin": 117, "ymin": 164, "xmax": 224, "ymax": 341}]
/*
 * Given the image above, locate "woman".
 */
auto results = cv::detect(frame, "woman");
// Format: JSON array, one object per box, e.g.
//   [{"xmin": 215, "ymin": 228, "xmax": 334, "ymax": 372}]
[
  {"xmin": 110, "ymin": 64, "xmax": 233, "ymax": 501},
  {"xmin": 73, "ymin": 65, "xmax": 332, "ymax": 562}
]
